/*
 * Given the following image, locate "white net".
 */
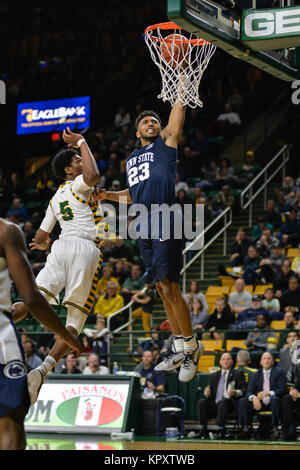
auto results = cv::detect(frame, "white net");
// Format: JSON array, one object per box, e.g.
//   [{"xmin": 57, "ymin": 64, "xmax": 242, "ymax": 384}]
[{"xmin": 145, "ymin": 22, "xmax": 216, "ymax": 108}]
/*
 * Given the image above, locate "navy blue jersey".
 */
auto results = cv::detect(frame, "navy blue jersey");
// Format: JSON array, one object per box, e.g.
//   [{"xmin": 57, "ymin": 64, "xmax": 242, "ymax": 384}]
[{"xmin": 125, "ymin": 135, "xmax": 177, "ymax": 210}]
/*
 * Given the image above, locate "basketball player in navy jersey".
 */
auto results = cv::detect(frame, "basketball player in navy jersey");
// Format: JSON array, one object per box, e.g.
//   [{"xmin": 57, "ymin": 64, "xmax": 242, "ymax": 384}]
[{"xmin": 91, "ymin": 102, "xmax": 203, "ymax": 382}]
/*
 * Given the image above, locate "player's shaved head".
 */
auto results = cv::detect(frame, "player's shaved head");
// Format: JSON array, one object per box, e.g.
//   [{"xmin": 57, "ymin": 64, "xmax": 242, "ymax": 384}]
[{"xmin": 135, "ymin": 110, "xmax": 161, "ymax": 130}]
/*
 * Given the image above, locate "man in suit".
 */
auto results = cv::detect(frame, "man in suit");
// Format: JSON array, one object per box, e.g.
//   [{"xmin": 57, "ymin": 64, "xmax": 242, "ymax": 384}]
[
  {"xmin": 198, "ymin": 352, "xmax": 247, "ymax": 438},
  {"xmin": 238, "ymin": 351, "xmax": 286, "ymax": 439},
  {"xmin": 279, "ymin": 330, "xmax": 299, "ymax": 378},
  {"xmin": 282, "ymin": 341, "xmax": 300, "ymax": 440}
]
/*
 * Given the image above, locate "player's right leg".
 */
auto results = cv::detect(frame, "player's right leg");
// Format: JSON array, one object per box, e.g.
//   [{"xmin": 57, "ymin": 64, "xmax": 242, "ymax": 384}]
[{"xmin": 0, "ymin": 407, "xmax": 27, "ymax": 450}]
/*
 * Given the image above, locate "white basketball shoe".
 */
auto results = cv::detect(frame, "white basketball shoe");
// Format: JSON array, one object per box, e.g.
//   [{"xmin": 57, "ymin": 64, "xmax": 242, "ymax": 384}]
[{"xmin": 178, "ymin": 340, "xmax": 204, "ymax": 382}]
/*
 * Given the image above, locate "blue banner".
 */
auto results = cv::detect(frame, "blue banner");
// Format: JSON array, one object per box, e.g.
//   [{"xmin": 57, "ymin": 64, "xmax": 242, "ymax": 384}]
[{"xmin": 17, "ymin": 96, "xmax": 90, "ymax": 135}]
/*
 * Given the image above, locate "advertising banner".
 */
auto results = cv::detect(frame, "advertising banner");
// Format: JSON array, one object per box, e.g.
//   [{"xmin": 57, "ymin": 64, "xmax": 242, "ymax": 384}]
[
  {"xmin": 25, "ymin": 379, "xmax": 130, "ymax": 434},
  {"xmin": 17, "ymin": 96, "xmax": 90, "ymax": 135}
]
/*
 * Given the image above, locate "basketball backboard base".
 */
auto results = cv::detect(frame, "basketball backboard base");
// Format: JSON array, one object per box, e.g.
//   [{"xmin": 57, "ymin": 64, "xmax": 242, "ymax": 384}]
[{"xmin": 167, "ymin": 0, "xmax": 300, "ymax": 81}]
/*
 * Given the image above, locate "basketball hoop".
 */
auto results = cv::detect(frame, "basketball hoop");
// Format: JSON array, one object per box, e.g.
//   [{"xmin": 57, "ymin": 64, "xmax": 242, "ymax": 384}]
[{"xmin": 144, "ymin": 22, "xmax": 216, "ymax": 108}]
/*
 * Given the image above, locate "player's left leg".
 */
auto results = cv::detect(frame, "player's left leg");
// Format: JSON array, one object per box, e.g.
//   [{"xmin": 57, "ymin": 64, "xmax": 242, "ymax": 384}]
[
  {"xmin": 0, "ymin": 407, "xmax": 27, "ymax": 450},
  {"xmin": 157, "ymin": 278, "xmax": 203, "ymax": 382},
  {"xmin": 27, "ymin": 306, "xmax": 87, "ymax": 404}
]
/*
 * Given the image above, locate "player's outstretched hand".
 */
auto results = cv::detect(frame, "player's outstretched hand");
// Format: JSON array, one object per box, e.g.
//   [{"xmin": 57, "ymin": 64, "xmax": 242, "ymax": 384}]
[
  {"xmin": 62, "ymin": 127, "xmax": 84, "ymax": 148},
  {"xmin": 29, "ymin": 237, "xmax": 50, "ymax": 251},
  {"xmin": 88, "ymin": 187, "xmax": 107, "ymax": 202}
]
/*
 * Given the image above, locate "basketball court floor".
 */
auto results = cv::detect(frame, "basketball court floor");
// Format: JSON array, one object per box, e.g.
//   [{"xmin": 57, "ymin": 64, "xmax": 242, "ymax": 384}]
[{"xmin": 25, "ymin": 433, "xmax": 300, "ymax": 450}]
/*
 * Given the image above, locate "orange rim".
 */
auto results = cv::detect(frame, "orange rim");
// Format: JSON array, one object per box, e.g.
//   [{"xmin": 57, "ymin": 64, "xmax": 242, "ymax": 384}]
[{"xmin": 144, "ymin": 21, "xmax": 209, "ymax": 46}]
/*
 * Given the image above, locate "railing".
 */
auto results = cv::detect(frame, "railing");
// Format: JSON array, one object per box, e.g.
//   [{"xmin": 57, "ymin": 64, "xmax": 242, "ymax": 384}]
[
  {"xmin": 106, "ymin": 286, "xmax": 147, "ymax": 370},
  {"xmin": 180, "ymin": 206, "xmax": 232, "ymax": 294},
  {"xmin": 240, "ymin": 145, "xmax": 290, "ymax": 227}
]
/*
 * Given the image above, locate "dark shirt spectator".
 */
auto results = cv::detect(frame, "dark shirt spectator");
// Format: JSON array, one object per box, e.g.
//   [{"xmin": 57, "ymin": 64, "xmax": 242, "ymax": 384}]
[
  {"xmin": 61, "ymin": 353, "xmax": 83, "ymax": 375},
  {"xmin": 280, "ymin": 276, "xmax": 300, "ymax": 318},
  {"xmin": 108, "ymin": 236, "xmax": 133, "ymax": 264},
  {"xmin": 264, "ymin": 199, "xmax": 283, "ymax": 230},
  {"xmin": 230, "ymin": 228, "xmax": 252, "ymax": 267},
  {"xmin": 274, "ymin": 259, "xmax": 296, "ymax": 296},
  {"xmin": 237, "ymin": 296, "xmax": 271, "ymax": 324},
  {"xmin": 204, "ymin": 298, "xmax": 235, "ymax": 339},
  {"xmin": 276, "ymin": 208, "xmax": 300, "ymax": 248},
  {"xmin": 134, "ymin": 350, "xmax": 166, "ymax": 393}
]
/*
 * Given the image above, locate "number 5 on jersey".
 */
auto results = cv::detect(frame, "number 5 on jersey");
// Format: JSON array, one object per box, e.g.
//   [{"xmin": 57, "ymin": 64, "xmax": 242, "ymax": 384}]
[
  {"xmin": 59, "ymin": 201, "xmax": 74, "ymax": 221},
  {"xmin": 128, "ymin": 162, "xmax": 150, "ymax": 187}
]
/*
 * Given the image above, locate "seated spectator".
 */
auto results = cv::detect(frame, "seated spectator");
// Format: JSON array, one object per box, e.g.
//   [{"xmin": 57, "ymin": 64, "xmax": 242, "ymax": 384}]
[
  {"xmin": 196, "ymin": 160, "xmax": 218, "ymax": 193},
  {"xmin": 241, "ymin": 245, "xmax": 262, "ymax": 285},
  {"xmin": 134, "ymin": 350, "xmax": 166, "ymax": 394},
  {"xmin": 276, "ymin": 208, "xmax": 300, "ymax": 248},
  {"xmin": 256, "ymin": 228, "xmax": 279, "ymax": 259},
  {"xmin": 235, "ymin": 150, "xmax": 260, "ymax": 186},
  {"xmin": 189, "ymin": 129, "xmax": 211, "ymax": 167},
  {"xmin": 282, "ymin": 363, "xmax": 300, "ymax": 440},
  {"xmin": 83, "ymin": 353, "xmax": 110, "ymax": 375},
  {"xmin": 251, "ymin": 217, "xmax": 274, "ymax": 242},
  {"xmin": 262, "ymin": 288, "xmax": 280, "ymax": 312},
  {"xmin": 190, "ymin": 296, "xmax": 209, "ymax": 335},
  {"xmin": 183, "ymin": 280, "xmax": 208, "ymax": 311},
  {"xmin": 279, "ymin": 329, "xmax": 299, "ymax": 377},
  {"xmin": 211, "ymin": 185, "xmax": 235, "ymax": 212},
  {"xmin": 83, "ymin": 316, "xmax": 109, "ymax": 363},
  {"xmin": 95, "ymin": 265, "xmax": 121, "ymax": 297},
  {"xmin": 229, "ymin": 278, "xmax": 252, "ymax": 317},
  {"xmin": 275, "ymin": 176, "xmax": 299, "ymax": 212},
  {"xmin": 82, "ymin": 335, "xmax": 93, "ymax": 354},
  {"xmin": 245, "ymin": 314, "xmax": 278, "ymax": 367},
  {"xmin": 238, "ymin": 352, "xmax": 286, "ymax": 439},
  {"xmin": 114, "ymin": 106, "xmax": 131, "ymax": 130},
  {"xmin": 61, "ymin": 353, "xmax": 82, "ymax": 375},
  {"xmin": 35, "ymin": 170, "xmax": 56, "ymax": 200},
  {"xmin": 237, "ymin": 295, "xmax": 271, "ymax": 324},
  {"xmin": 203, "ymin": 298, "xmax": 235, "ymax": 341},
  {"xmin": 264, "ymin": 199, "xmax": 283, "ymax": 231},
  {"xmin": 113, "ymin": 259, "xmax": 130, "ymax": 285},
  {"xmin": 93, "ymin": 281, "xmax": 125, "ymax": 331},
  {"xmin": 280, "ymin": 275, "xmax": 300, "ymax": 318},
  {"xmin": 121, "ymin": 264, "xmax": 145, "ymax": 304},
  {"xmin": 234, "ymin": 350, "xmax": 257, "ymax": 386},
  {"xmin": 217, "ymin": 103, "xmax": 242, "ymax": 142},
  {"xmin": 36, "ymin": 326, "xmax": 55, "ymax": 358},
  {"xmin": 175, "ymin": 172, "xmax": 189, "ymax": 195},
  {"xmin": 139, "ymin": 329, "xmax": 165, "ymax": 353},
  {"xmin": 23, "ymin": 339, "xmax": 43, "ymax": 372},
  {"xmin": 108, "ymin": 235, "xmax": 133, "ymax": 264},
  {"xmin": 261, "ymin": 244, "xmax": 288, "ymax": 278},
  {"xmin": 6, "ymin": 197, "xmax": 28, "ymax": 223},
  {"xmin": 176, "ymin": 188, "xmax": 191, "ymax": 209},
  {"xmin": 274, "ymin": 258, "xmax": 296, "ymax": 297},
  {"xmin": 131, "ymin": 285, "xmax": 156, "ymax": 337},
  {"xmin": 198, "ymin": 352, "xmax": 247, "ymax": 439},
  {"xmin": 214, "ymin": 158, "xmax": 238, "ymax": 190},
  {"xmin": 230, "ymin": 228, "xmax": 252, "ymax": 267}
]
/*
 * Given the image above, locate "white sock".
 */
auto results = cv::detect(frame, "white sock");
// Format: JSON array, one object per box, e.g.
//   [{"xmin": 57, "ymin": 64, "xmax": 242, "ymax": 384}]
[
  {"xmin": 173, "ymin": 335, "xmax": 184, "ymax": 353},
  {"xmin": 37, "ymin": 355, "xmax": 56, "ymax": 375},
  {"xmin": 183, "ymin": 335, "xmax": 197, "ymax": 352}
]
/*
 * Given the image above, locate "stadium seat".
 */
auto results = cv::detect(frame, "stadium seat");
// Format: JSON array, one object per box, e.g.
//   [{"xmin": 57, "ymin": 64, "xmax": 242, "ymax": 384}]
[
  {"xmin": 287, "ymin": 248, "xmax": 300, "ymax": 260},
  {"xmin": 219, "ymin": 276, "xmax": 236, "ymax": 287},
  {"xmin": 225, "ymin": 340, "xmax": 247, "ymax": 351},
  {"xmin": 198, "ymin": 354, "xmax": 216, "ymax": 373},
  {"xmin": 206, "ymin": 286, "xmax": 230, "ymax": 296},
  {"xmin": 254, "ymin": 284, "xmax": 273, "ymax": 295},
  {"xmin": 201, "ymin": 340, "xmax": 224, "ymax": 351},
  {"xmin": 270, "ymin": 321, "xmax": 286, "ymax": 330}
]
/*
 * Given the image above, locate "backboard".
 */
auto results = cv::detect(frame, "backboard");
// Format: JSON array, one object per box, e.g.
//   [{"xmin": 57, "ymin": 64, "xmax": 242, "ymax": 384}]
[{"xmin": 167, "ymin": 0, "xmax": 300, "ymax": 81}]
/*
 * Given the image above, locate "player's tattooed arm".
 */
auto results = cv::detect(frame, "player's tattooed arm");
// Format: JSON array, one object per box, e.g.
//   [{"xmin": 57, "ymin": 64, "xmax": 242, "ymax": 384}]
[{"xmin": 161, "ymin": 101, "xmax": 186, "ymax": 148}]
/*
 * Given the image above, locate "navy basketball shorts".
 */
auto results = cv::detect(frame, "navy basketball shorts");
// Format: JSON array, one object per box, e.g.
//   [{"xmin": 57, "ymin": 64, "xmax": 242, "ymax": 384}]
[
  {"xmin": 0, "ymin": 312, "xmax": 30, "ymax": 418},
  {"xmin": 138, "ymin": 237, "xmax": 184, "ymax": 284}
]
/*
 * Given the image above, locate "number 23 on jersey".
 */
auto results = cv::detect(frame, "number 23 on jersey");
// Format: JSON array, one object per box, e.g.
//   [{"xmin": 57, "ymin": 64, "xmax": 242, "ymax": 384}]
[{"xmin": 127, "ymin": 162, "xmax": 150, "ymax": 188}]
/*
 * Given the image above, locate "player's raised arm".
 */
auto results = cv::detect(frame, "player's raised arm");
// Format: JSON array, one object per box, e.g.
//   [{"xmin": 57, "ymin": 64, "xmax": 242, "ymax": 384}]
[
  {"xmin": 161, "ymin": 101, "xmax": 186, "ymax": 148},
  {"xmin": 1, "ymin": 221, "xmax": 82, "ymax": 354},
  {"xmin": 63, "ymin": 127, "xmax": 100, "ymax": 187}
]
